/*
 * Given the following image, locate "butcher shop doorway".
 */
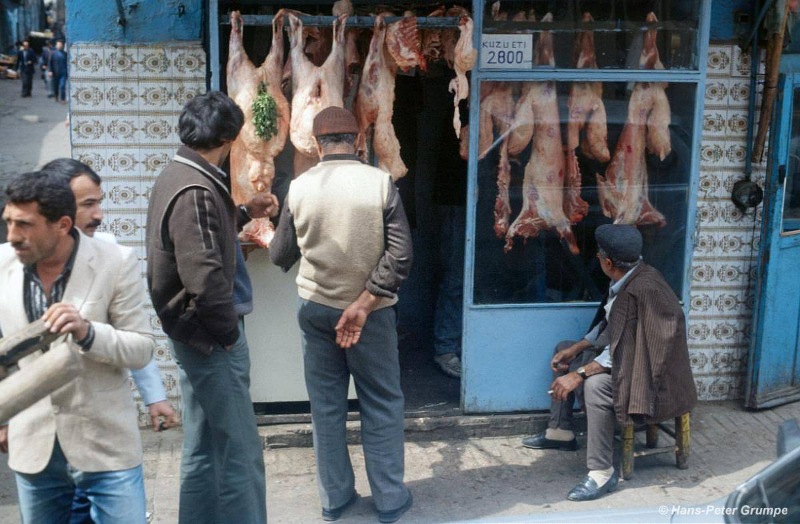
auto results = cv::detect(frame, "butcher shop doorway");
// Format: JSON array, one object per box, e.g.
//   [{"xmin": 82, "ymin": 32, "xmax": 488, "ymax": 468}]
[{"xmin": 212, "ymin": 2, "xmax": 471, "ymax": 415}]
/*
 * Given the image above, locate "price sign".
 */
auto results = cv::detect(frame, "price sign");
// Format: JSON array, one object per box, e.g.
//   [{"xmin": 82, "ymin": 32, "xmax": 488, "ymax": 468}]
[{"xmin": 480, "ymin": 34, "xmax": 533, "ymax": 69}]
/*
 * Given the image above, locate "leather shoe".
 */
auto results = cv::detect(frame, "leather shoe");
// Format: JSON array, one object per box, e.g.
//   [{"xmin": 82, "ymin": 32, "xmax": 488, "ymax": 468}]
[
  {"xmin": 322, "ymin": 491, "xmax": 359, "ymax": 521},
  {"xmin": 521, "ymin": 432, "xmax": 579, "ymax": 451},
  {"xmin": 567, "ymin": 471, "xmax": 619, "ymax": 501},
  {"xmin": 378, "ymin": 492, "xmax": 413, "ymax": 523}
]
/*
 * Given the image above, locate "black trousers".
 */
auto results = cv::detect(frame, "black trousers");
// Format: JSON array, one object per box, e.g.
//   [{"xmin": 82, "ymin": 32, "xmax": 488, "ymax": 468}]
[{"xmin": 21, "ymin": 71, "xmax": 33, "ymax": 96}]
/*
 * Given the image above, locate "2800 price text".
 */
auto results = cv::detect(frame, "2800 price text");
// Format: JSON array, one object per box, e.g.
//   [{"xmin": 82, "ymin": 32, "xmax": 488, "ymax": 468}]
[{"xmin": 485, "ymin": 49, "xmax": 526, "ymax": 65}]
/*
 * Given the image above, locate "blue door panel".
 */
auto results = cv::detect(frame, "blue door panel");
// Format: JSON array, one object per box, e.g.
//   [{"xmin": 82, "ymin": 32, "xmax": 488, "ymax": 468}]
[
  {"xmin": 747, "ymin": 72, "xmax": 800, "ymax": 408},
  {"xmin": 462, "ymin": 306, "xmax": 596, "ymax": 413}
]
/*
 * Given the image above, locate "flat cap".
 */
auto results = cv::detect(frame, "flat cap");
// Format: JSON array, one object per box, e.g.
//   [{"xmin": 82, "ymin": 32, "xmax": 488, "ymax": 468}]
[
  {"xmin": 595, "ymin": 224, "xmax": 642, "ymax": 263},
  {"xmin": 312, "ymin": 106, "xmax": 359, "ymax": 137}
]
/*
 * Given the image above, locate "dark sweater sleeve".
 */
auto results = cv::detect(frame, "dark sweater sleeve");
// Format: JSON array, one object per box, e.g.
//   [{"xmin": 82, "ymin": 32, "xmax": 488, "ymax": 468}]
[
  {"xmin": 269, "ymin": 199, "xmax": 301, "ymax": 272},
  {"xmin": 168, "ymin": 188, "xmax": 240, "ymax": 347},
  {"xmin": 366, "ymin": 184, "xmax": 413, "ymax": 298}
]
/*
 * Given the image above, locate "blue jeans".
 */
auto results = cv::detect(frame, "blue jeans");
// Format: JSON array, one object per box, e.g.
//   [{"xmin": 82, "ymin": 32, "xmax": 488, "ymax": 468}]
[
  {"xmin": 14, "ymin": 439, "xmax": 146, "ymax": 524},
  {"xmin": 53, "ymin": 74, "xmax": 67, "ymax": 101},
  {"xmin": 169, "ymin": 321, "xmax": 267, "ymax": 524},
  {"xmin": 433, "ymin": 206, "xmax": 466, "ymax": 356}
]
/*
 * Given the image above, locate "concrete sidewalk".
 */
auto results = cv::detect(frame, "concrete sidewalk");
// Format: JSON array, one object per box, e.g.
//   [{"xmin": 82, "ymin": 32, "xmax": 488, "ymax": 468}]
[{"xmin": 2, "ymin": 399, "xmax": 797, "ymax": 523}]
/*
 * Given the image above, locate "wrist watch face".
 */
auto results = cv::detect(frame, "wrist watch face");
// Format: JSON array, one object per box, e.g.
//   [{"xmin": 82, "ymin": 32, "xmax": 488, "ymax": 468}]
[{"xmin": 577, "ymin": 367, "xmax": 587, "ymax": 379}]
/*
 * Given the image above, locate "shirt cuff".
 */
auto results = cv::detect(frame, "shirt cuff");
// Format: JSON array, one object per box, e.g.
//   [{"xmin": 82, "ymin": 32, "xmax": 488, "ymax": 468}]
[
  {"xmin": 76, "ymin": 322, "xmax": 95, "ymax": 350},
  {"xmin": 594, "ymin": 348, "xmax": 612, "ymax": 369}
]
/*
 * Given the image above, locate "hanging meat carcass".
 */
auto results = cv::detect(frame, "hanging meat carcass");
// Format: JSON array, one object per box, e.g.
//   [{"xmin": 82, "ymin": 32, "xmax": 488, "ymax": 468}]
[
  {"xmin": 596, "ymin": 12, "xmax": 670, "ymax": 227},
  {"xmin": 354, "ymin": 14, "xmax": 407, "ymax": 180},
  {"xmin": 504, "ymin": 13, "xmax": 580, "ymax": 254},
  {"xmin": 287, "ymin": 11, "xmax": 347, "ymax": 176},
  {"xmin": 333, "ymin": 0, "xmax": 362, "ymax": 106},
  {"xmin": 567, "ymin": 12, "xmax": 609, "ymax": 163},
  {"xmin": 227, "ymin": 10, "xmax": 290, "ymax": 248},
  {"xmin": 448, "ymin": 15, "xmax": 477, "ymax": 138},
  {"xmin": 385, "ymin": 14, "xmax": 425, "ymax": 72}
]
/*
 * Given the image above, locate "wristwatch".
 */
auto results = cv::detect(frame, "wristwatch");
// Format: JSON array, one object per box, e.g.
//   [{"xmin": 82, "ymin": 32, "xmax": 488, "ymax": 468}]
[{"xmin": 576, "ymin": 366, "xmax": 588, "ymax": 380}]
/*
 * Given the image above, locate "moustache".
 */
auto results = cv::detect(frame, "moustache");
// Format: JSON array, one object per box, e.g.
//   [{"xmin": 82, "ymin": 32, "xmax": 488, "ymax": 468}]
[{"xmin": 87, "ymin": 220, "xmax": 102, "ymax": 229}]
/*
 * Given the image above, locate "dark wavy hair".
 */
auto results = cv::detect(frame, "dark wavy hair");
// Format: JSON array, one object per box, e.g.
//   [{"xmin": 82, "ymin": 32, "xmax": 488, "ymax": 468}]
[
  {"xmin": 5, "ymin": 171, "xmax": 76, "ymax": 224},
  {"xmin": 178, "ymin": 91, "xmax": 244, "ymax": 150},
  {"xmin": 40, "ymin": 157, "xmax": 102, "ymax": 185}
]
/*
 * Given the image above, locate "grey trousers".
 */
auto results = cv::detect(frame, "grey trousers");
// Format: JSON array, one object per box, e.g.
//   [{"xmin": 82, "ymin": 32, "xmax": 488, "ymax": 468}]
[
  {"xmin": 298, "ymin": 300, "xmax": 409, "ymax": 512},
  {"xmin": 169, "ymin": 322, "xmax": 267, "ymax": 524},
  {"xmin": 584, "ymin": 372, "xmax": 615, "ymax": 471},
  {"xmin": 547, "ymin": 340, "xmax": 600, "ymax": 432}
]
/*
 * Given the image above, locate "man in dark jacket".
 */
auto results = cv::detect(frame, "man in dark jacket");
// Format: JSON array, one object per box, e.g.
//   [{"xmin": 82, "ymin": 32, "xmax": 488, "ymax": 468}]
[
  {"xmin": 47, "ymin": 40, "xmax": 68, "ymax": 103},
  {"xmin": 145, "ymin": 91, "xmax": 277, "ymax": 524},
  {"xmin": 16, "ymin": 40, "xmax": 36, "ymax": 97},
  {"xmin": 548, "ymin": 225, "xmax": 697, "ymax": 501}
]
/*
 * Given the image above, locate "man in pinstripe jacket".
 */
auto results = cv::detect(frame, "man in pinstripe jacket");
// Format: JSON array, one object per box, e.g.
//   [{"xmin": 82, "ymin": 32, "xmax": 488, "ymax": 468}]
[{"xmin": 549, "ymin": 224, "xmax": 696, "ymax": 502}]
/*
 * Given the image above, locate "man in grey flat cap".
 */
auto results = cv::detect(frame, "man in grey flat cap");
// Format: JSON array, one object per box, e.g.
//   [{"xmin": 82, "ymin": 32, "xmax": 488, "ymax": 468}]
[
  {"xmin": 524, "ymin": 224, "xmax": 696, "ymax": 501},
  {"xmin": 270, "ymin": 106, "xmax": 414, "ymax": 523}
]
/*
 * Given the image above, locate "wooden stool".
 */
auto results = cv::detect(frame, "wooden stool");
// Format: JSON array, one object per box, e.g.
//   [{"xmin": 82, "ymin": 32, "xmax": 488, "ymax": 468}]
[{"xmin": 621, "ymin": 413, "xmax": 690, "ymax": 480}]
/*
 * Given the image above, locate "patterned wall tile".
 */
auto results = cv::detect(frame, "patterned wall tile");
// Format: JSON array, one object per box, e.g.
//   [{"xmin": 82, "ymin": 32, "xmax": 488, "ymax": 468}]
[
  {"xmin": 70, "ymin": 42, "xmax": 207, "ymax": 426},
  {"xmin": 687, "ymin": 43, "xmax": 769, "ymax": 402}
]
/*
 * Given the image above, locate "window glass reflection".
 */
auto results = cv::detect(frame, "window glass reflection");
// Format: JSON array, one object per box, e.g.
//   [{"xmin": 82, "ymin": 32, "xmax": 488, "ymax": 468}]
[
  {"xmin": 782, "ymin": 87, "xmax": 800, "ymax": 232},
  {"xmin": 472, "ymin": 79, "xmax": 694, "ymax": 305}
]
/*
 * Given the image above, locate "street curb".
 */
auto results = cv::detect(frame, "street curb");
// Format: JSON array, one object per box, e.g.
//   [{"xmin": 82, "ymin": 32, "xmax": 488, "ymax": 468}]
[{"xmin": 258, "ymin": 412, "xmax": 588, "ymax": 448}]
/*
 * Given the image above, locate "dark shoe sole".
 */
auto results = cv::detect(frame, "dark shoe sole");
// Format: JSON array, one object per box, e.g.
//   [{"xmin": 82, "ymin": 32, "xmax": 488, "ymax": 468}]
[
  {"xmin": 378, "ymin": 492, "xmax": 413, "ymax": 523},
  {"xmin": 322, "ymin": 492, "xmax": 359, "ymax": 521}
]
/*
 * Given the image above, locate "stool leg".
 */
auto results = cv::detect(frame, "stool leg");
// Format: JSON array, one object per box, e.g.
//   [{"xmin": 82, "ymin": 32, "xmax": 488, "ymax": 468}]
[
  {"xmin": 646, "ymin": 425, "xmax": 660, "ymax": 448},
  {"xmin": 622, "ymin": 425, "xmax": 635, "ymax": 480},
  {"xmin": 675, "ymin": 414, "xmax": 690, "ymax": 469}
]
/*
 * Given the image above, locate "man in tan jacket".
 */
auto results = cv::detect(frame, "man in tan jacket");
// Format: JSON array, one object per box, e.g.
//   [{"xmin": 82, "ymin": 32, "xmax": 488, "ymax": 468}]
[{"xmin": 0, "ymin": 171, "xmax": 155, "ymax": 523}]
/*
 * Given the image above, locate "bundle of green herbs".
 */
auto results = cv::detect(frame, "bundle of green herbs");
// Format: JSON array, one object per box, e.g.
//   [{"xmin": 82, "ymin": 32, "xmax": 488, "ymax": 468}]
[{"xmin": 252, "ymin": 82, "xmax": 278, "ymax": 141}]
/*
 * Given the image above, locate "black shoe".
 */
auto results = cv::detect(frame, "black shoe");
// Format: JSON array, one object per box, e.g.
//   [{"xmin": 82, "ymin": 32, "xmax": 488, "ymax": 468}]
[
  {"xmin": 567, "ymin": 471, "xmax": 619, "ymax": 501},
  {"xmin": 378, "ymin": 492, "xmax": 413, "ymax": 523},
  {"xmin": 521, "ymin": 432, "xmax": 579, "ymax": 451},
  {"xmin": 322, "ymin": 491, "xmax": 359, "ymax": 522}
]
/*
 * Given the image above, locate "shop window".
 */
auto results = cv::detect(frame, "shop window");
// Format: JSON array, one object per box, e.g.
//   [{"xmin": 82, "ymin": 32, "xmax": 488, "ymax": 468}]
[
  {"xmin": 481, "ymin": 1, "xmax": 701, "ymax": 71},
  {"xmin": 783, "ymin": 87, "xmax": 800, "ymax": 233},
  {"xmin": 472, "ymin": 79, "xmax": 695, "ymax": 305}
]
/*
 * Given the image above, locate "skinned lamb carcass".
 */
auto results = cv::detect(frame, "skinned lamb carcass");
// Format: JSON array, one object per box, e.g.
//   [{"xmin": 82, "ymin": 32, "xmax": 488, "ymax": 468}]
[
  {"xmin": 504, "ymin": 13, "xmax": 579, "ymax": 254},
  {"xmin": 567, "ymin": 12, "xmax": 609, "ymax": 163},
  {"xmin": 355, "ymin": 14, "xmax": 407, "ymax": 180},
  {"xmin": 448, "ymin": 16, "xmax": 477, "ymax": 138},
  {"xmin": 287, "ymin": 11, "xmax": 347, "ymax": 176},
  {"xmin": 227, "ymin": 10, "xmax": 290, "ymax": 248},
  {"xmin": 333, "ymin": 0, "xmax": 362, "ymax": 107},
  {"xmin": 596, "ymin": 12, "xmax": 670, "ymax": 227}
]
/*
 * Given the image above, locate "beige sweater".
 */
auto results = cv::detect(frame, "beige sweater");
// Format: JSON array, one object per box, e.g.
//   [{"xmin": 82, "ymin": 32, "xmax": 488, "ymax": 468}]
[{"xmin": 286, "ymin": 159, "xmax": 399, "ymax": 310}]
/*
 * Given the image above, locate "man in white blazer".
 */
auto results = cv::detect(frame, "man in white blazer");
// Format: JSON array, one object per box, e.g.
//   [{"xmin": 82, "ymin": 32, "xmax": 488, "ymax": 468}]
[{"xmin": 0, "ymin": 171, "xmax": 155, "ymax": 523}]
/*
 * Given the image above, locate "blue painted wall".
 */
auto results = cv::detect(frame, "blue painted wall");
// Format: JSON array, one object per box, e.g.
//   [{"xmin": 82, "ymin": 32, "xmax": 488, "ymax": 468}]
[
  {"xmin": 66, "ymin": 0, "xmax": 202, "ymax": 43},
  {"xmin": 710, "ymin": 0, "xmax": 753, "ymax": 41}
]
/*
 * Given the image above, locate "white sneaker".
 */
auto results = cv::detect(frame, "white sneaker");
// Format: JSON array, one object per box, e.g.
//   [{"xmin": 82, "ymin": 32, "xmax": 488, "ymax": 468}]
[{"xmin": 434, "ymin": 353, "xmax": 461, "ymax": 378}]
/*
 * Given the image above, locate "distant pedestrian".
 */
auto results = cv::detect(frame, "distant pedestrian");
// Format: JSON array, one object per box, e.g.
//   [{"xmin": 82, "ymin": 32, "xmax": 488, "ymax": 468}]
[
  {"xmin": 48, "ymin": 40, "xmax": 68, "ymax": 104},
  {"xmin": 40, "ymin": 40, "xmax": 54, "ymax": 97},
  {"xmin": 270, "ymin": 107, "xmax": 414, "ymax": 523},
  {"xmin": 16, "ymin": 40, "xmax": 36, "ymax": 97}
]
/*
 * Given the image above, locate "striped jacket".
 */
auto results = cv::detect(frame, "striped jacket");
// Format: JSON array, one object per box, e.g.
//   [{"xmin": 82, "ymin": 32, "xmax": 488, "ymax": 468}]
[{"xmin": 607, "ymin": 263, "xmax": 697, "ymax": 425}]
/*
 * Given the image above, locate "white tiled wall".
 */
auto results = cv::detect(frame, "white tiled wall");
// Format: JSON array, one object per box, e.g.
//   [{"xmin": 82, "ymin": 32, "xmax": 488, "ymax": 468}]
[
  {"xmin": 689, "ymin": 43, "xmax": 766, "ymax": 400},
  {"xmin": 70, "ymin": 42, "xmax": 206, "ymax": 426}
]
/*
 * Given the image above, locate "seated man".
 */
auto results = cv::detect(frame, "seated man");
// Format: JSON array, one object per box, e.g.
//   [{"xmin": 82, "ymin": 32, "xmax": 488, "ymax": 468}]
[{"xmin": 543, "ymin": 224, "xmax": 696, "ymax": 501}]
